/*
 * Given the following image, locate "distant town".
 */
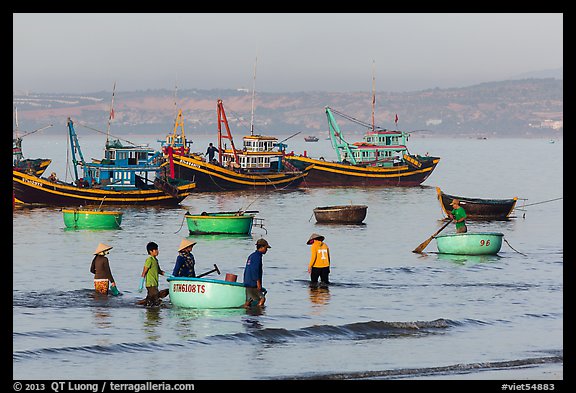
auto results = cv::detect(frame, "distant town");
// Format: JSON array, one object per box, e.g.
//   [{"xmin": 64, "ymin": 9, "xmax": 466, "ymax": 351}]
[{"xmin": 13, "ymin": 78, "xmax": 563, "ymax": 139}]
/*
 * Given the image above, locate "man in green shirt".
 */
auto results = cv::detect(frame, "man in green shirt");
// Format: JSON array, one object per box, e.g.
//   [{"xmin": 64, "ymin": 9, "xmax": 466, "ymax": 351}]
[{"xmin": 449, "ymin": 199, "xmax": 467, "ymax": 233}]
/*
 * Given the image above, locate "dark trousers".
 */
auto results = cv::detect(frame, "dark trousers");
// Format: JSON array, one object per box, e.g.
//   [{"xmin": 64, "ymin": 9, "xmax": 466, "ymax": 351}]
[
  {"xmin": 310, "ymin": 267, "xmax": 330, "ymax": 285},
  {"xmin": 145, "ymin": 286, "xmax": 160, "ymax": 306}
]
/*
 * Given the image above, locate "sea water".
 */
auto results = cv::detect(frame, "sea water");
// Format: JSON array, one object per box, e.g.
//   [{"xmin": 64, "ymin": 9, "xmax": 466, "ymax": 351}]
[{"xmin": 13, "ymin": 134, "xmax": 563, "ymax": 382}]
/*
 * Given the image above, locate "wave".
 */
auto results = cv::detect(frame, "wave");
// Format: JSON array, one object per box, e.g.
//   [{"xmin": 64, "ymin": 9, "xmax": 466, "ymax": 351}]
[
  {"xmin": 13, "ymin": 317, "xmax": 463, "ymax": 361},
  {"xmin": 278, "ymin": 352, "xmax": 563, "ymax": 380}
]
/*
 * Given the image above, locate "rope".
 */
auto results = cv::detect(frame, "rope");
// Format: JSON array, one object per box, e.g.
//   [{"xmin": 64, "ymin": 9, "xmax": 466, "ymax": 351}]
[
  {"xmin": 174, "ymin": 213, "xmax": 187, "ymax": 234},
  {"xmin": 518, "ymin": 197, "xmax": 562, "ymax": 208},
  {"xmin": 503, "ymin": 238, "xmax": 527, "ymax": 256}
]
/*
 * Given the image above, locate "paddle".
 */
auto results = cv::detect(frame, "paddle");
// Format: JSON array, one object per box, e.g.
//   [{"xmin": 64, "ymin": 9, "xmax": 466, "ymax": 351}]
[
  {"xmin": 412, "ymin": 219, "xmax": 453, "ymax": 254},
  {"xmin": 196, "ymin": 264, "xmax": 221, "ymax": 278}
]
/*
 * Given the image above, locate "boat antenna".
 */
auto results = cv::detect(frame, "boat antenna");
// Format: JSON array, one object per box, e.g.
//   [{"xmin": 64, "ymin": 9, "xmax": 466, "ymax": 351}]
[
  {"xmin": 371, "ymin": 60, "xmax": 376, "ymax": 133},
  {"xmin": 14, "ymin": 106, "xmax": 19, "ymax": 139},
  {"xmin": 106, "ymin": 81, "xmax": 116, "ymax": 146},
  {"xmin": 250, "ymin": 56, "xmax": 257, "ymax": 136}
]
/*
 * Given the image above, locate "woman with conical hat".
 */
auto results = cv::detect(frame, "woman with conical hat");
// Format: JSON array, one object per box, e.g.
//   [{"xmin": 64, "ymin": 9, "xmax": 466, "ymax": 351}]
[
  {"xmin": 307, "ymin": 233, "xmax": 331, "ymax": 287},
  {"xmin": 90, "ymin": 243, "xmax": 119, "ymax": 295},
  {"xmin": 172, "ymin": 238, "xmax": 198, "ymax": 277}
]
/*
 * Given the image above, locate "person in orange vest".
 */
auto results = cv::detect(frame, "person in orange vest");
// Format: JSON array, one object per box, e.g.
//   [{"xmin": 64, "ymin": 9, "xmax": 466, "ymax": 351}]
[{"xmin": 307, "ymin": 233, "xmax": 331, "ymax": 287}]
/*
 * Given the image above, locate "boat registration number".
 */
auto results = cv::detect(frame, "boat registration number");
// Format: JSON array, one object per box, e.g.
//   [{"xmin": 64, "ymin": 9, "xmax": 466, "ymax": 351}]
[{"xmin": 172, "ymin": 283, "xmax": 206, "ymax": 293}]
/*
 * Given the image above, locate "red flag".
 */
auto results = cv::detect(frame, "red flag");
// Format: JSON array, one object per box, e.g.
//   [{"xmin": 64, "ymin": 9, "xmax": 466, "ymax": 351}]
[
  {"xmin": 110, "ymin": 108, "xmax": 115, "ymax": 120},
  {"xmin": 394, "ymin": 114, "xmax": 398, "ymax": 124}
]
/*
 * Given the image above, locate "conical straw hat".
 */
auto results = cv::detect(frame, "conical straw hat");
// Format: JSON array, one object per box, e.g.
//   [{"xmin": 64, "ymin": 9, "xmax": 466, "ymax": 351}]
[
  {"xmin": 94, "ymin": 243, "xmax": 113, "ymax": 255},
  {"xmin": 178, "ymin": 238, "xmax": 197, "ymax": 252},
  {"xmin": 307, "ymin": 233, "xmax": 325, "ymax": 245}
]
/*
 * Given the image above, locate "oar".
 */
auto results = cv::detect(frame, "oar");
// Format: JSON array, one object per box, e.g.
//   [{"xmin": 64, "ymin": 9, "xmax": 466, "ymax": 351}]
[
  {"xmin": 196, "ymin": 264, "xmax": 221, "ymax": 278},
  {"xmin": 412, "ymin": 219, "xmax": 452, "ymax": 254}
]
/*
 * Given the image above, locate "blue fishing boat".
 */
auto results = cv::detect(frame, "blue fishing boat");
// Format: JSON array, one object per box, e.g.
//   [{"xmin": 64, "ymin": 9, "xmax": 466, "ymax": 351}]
[{"xmin": 13, "ymin": 117, "xmax": 195, "ymax": 206}]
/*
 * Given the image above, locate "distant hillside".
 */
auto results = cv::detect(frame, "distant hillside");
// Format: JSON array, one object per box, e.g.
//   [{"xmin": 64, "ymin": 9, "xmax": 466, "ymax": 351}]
[{"xmin": 13, "ymin": 78, "xmax": 563, "ymax": 138}]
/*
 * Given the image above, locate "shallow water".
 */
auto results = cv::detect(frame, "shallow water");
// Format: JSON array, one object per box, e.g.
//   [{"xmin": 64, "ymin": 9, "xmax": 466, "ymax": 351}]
[{"xmin": 13, "ymin": 135, "xmax": 563, "ymax": 381}]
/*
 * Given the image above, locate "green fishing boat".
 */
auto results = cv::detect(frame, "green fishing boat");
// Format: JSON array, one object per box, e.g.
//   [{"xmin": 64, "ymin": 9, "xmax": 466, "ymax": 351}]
[
  {"xmin": 62, "ymin": 208, "xmax": 123, "ymax": 229},
  {"xmin": 435, "ymin": 232, "xmax": 504, "ymax": 255},
  {"xmin": 167, "ymin": 276, "xmax": 247, "ymax": 309},
  {"xmin": 184, "ymin": 211, "xmax": 262, "ymax": 235}
]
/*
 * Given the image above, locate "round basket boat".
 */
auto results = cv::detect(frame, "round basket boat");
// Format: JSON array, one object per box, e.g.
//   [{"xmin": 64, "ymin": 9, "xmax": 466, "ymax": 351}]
[
  {"xmin": 435, "ymin": 232, "xmax": 504, "ymax": 255},
  {"xmin": 185, "ymin": 212, "xmax": 255, "ymax": 235},
  {"xmin": 62, "ymin": 208, "xmax": 123, "ymax": 229},
  {"xmin": 313, "ymin": 205, "xmax": 367, "ymax": 224}
]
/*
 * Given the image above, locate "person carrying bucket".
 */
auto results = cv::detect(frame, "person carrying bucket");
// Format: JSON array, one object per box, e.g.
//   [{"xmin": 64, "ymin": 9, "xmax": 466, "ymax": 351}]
[{"xmin": 90, "ymin": 243, "xmax": 120, "ymax": 296}]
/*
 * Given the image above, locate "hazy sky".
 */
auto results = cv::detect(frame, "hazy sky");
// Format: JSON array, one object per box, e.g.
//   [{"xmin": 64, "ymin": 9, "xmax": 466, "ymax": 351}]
[{"xmin": 13, "ymin": 13, "xmax": 563, "ymax": 93}]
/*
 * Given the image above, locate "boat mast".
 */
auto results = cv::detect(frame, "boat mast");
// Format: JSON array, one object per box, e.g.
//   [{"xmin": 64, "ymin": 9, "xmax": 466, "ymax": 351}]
[
  {"xmin": 250, "ymin": 56, "xmax": 257, "ymax": 136},
  {"xmin": 106, "ymin": 82, "xmax": 116, "ymax": 146},
  {"xmin": 67, "ymin": 117, "xmax": 86, "ymax": 182},
  {"xmin": 217, "ymin": 99, "xmax": 239, "ymax": 165},
  {"xmin": 371, "ymin": 60, "xmax": 376, "ymax": 133}
]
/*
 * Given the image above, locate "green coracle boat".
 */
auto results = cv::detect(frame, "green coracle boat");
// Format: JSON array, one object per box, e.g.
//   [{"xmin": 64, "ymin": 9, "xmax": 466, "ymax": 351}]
[
  {"xmin": 184, "ymin": 211, "xmax": 260, "ymax": 235},
  {"xmin": 167, "ymin": 276, "xmax": 247, "ymax": 309},
  {"xmin": 62, "ymin": 208, "xmax": 123, "ymax": 229},
  {"xmin": 435, "ymin": 232, "xmax": 504, "ymax": 255}
]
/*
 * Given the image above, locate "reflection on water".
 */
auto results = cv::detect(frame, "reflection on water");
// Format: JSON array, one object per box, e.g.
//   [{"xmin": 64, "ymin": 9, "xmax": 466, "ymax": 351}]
[
  {"xmin": 308, "ymin": 285, "xmax": 331, "ymax": 314},
  {"xmin": 142, "ymin": 307, "xmax": 163, "ymax": 341},
  {"xmin": 435, "ymin": 252, "xmax": 502, "ymax": 265}
]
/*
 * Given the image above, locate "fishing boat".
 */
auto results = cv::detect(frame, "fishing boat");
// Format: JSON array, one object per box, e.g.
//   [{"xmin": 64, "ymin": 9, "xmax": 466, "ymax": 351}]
[
  {"xmin": 304, "ymin": 136, "xmax": 319, "ymax": 142},
  {"xmin": 313, "ymin": 204, "xmax": 368, "ymax": 224},
  {"xmin": 285, "ymin": 66, "xmax": 439, "ymax": 186},
  {"xmin": 162, "ymin": 99, "xmax": 309, "ymax": 191},
  {"xmin": 285, "ymin": 106, "xmax": 440, "ymax": 186},
  {"xmin": 13, "ymin": 117, "xmax": 195, "ymax": 206},
  {"xmin": 167, "ymin": 276, "xmax": 247, "ymax": 309},
  {"xmin": 435, "ymin": 232, "xmax": 504, "ymax": 255},
  {"xmin": 436, "ymin": 187, "xmax": 518, "ymax": 220},
  {"xmin": 184, "ymin": 210, "xmax": 264, "ymax": 235},
  {"xmin": 62, "ymin": 208, "xmax": 123, "ymax": 229},
  {"xmin": 13, "ymin": 109, "xmax": 53, "ymax": 177}
]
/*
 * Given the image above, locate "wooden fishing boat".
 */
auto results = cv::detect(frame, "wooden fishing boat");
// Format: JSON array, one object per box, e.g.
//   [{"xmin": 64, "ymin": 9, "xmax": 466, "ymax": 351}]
[
  {"xmin": 313, "ymin": 204, "xmax": 368, "ymax": 224},
  {"xmin": 62, "ymin": 208, "xmax": 123, "ymax": 229},
  {"xmin": 436, "ymin": 187, "xmax": 518, "ymax": 220},
  {"xmin": 285, "ymin": 106, "xmax": 440, "ymax": 186},
  {"xmin": 435, "ymin": 232, "xmax": 504, "ymax": 255},
  {"xmin": 13, "ymin": 118, "xmax": 54, "ymax": 177},
  {"xmin": 163, "ymin": 100, "xmax": 308, "ymax": 191},
  {"xmin": 184, "ymin": 210, "xmax": 263, "ymax": 235},
  {"xmin": 167, "ymin": 276, "xmax": 247, "ymax": 309},
  {"xmin": 13, "ymin": 118, "xmax": 195, "ymax": 206}
]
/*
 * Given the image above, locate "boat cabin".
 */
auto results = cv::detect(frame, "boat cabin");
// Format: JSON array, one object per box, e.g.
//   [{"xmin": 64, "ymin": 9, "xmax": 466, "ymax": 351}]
[
  {"xmin": 83, "ymin": 140, "xmax": 163, "ymax": 189},
  {"xmin": 345, "ymin": 130, "xmax": 409, "ymax": 167},
  {"xmin": 221, "ymin": 135, "xmax": 284, "ymax": 172}
]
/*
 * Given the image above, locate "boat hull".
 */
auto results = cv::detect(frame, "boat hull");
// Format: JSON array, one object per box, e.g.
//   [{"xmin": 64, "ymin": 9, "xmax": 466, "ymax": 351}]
[
  {"xmin": 185, "ymin": 213, "xmax": 255, "ymax": 235},
  {"xmin": 167, "ymin": 276, "xmax": 246, "ymax": 309},
  {"xmin": 436, "ymin": 187, "xmax": 518, "ymax": 220},
  {"xmin": 167, "ymin": 154, "xmax": 307, "ymax": 191},
  {"xmin": 285, "ymin": 155, "xmax": 440, "ymax": 186},
  {"xmin": 435, "ymin": 232, "xmax": 504, "ymax": 255},
  {"xmin": 313, "ymin": 205, "xmax": 367, "ymax": 224},
  {"xmin": 62, "ymin": 209, "xmax": 123, "ymax": 229},
  {"xmin": 13, "ymin": 170, "xmax": 195, "ymax": 206}
]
